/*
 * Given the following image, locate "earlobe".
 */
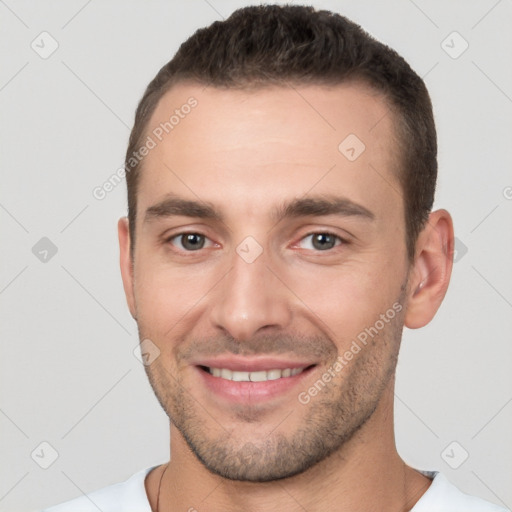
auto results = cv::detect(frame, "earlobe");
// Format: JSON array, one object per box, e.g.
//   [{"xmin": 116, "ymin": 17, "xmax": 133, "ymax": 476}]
[
  {"xmin": 118, "ymin": 217, "xmax": 137, "ymax": 320},
  {"xmin": 404, "ymin": 209, "xmax": 454, "ymax": 329}
]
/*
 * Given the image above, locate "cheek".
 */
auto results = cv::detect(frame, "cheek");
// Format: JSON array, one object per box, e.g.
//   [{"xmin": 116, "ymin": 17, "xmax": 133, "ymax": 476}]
[
  {"xmin": 133, "ymin": 261, "xmax": 207, "ymax": 335},
  {"xmin": 283, "ymin": 257, "xmax": 404, "ymax": 341}
]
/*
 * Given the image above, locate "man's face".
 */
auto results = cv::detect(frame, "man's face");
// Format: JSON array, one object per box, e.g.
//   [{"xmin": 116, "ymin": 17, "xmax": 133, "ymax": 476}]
[{"xmin": 124, "ymin": 82, "xmax": 412, "ymax": 481}]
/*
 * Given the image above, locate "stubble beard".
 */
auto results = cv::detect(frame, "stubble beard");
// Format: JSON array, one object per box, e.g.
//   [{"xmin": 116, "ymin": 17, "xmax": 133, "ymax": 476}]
[{"xmin": 141, "ymin": 292, "xmax": 406, "ymax": 482}]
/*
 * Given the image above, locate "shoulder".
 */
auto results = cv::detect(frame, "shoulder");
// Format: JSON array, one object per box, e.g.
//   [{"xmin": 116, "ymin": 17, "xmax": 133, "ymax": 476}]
[
  {"xmin": 413, "ymin": 471, "xmax": 510, "ymax": 512},
  {"xmin": 40, "ymin": 466, "xmax": 157, "ymax": 512}
]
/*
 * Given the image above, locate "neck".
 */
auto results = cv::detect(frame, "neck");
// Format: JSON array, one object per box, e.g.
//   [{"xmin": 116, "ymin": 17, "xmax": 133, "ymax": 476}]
[{"xmin": 149, "ymin": 386, "xmax": 432, "ymax": 512}]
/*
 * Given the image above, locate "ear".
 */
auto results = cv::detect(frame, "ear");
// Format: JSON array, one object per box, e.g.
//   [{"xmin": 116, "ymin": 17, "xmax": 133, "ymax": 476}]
[
  {"xmin": 404, "ymin": 209, "xmax": 454, "ymax": 329},
  {"xmin": 118, "ymin": 217, "xmax": 137, "ymax": 319}
]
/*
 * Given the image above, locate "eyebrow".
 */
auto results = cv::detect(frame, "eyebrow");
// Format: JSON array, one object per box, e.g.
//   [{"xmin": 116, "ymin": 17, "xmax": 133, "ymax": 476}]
[
  {"xmin": 143, "ymin": 193, "xmax": 375, "ymax": 224},
  {"xmin": 144, "ymin": 195, "xmax": 222, "ymax": 223},
  {"xmin": 272, "ymin": 195, "xmax": 375, "ymax": 223}
]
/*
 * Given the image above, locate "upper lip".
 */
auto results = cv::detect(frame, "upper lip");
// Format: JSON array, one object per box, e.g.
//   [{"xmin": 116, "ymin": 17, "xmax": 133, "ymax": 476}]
[{"xmin": 193, "ymin": 356, "xmax": 317, "ymax": 372}]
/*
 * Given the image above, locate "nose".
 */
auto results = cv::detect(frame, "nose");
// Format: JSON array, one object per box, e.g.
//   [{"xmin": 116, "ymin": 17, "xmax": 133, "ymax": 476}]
[{"xmin": 209, "ymin": 246, "xmax": 293, "ymax": 341}]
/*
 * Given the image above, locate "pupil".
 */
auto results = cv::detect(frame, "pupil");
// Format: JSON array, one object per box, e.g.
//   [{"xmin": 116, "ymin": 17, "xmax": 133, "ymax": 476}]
[
  {"xmin": 183, "ymin": 234, "xmax": 204, "ymax": 250},
  {"xmin": 313, "ymin": 233, "xmax": 335, "ymax": 250}
]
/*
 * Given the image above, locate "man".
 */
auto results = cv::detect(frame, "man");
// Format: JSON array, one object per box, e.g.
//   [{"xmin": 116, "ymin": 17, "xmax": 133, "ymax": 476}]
[{"xmin": 43, "ymin": 4, "xmax": 508, "ymax": 512}]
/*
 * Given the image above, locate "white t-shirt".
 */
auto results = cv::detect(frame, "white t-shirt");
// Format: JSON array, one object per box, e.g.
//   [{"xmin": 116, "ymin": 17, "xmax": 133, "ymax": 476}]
[{"xmin": 41, "ymin": 466, "xmax": 509, "ymax": 512}]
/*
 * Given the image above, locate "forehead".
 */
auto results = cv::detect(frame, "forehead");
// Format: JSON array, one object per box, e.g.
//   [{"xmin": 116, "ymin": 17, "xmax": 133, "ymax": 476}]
[{"xmin": 136, "ymin": 81, "xmax": 400, "ymax": 222}]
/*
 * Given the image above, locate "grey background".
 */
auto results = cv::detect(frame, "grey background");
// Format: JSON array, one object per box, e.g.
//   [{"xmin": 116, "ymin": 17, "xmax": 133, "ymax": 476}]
[{"xmin": 1, "ymin": 0, "xmax": 511, "ymax": 510}]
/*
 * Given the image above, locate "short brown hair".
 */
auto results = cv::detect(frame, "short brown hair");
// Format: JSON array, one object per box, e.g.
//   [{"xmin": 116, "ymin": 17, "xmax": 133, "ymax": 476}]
[{"xmin": 125, "ymin": 4, "xmax": 437, "ymax": 262}]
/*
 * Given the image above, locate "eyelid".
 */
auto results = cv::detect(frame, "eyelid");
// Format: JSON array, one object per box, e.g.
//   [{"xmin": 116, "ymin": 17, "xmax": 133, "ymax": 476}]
[
  {"xmin": 164, "ymin": 231, "xmax": 217, "ymax": 251},
  {"xmin": 160, "ymin": 224, "xmax": 214, "ymax": 243},
  {"xmin": 294, "ymin": 231, "xmax": 347, "ymax": 251},
  {"xmin": 162, "ymin": 228, "xmax": 349, "ymax": 253}
]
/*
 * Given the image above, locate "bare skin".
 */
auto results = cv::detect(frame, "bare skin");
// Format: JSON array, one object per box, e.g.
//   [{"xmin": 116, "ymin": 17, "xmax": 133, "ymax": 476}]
[{"xmin": 119, "ymin": 82, "xmax": 454, "ymax": 511}]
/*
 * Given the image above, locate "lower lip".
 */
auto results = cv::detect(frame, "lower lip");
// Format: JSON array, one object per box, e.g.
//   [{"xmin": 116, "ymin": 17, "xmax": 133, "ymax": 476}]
[{"xmin": 196, "ymin": 366, "xmax": 315, "ymax": 404}]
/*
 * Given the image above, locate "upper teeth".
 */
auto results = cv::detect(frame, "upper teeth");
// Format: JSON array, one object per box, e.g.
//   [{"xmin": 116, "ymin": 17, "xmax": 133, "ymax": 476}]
[{"xmin": 208, "ymin": 367, "xmax": 305, "ymax": 382}]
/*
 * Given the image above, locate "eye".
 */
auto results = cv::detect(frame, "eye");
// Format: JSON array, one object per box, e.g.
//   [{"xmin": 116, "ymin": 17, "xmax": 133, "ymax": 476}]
[
  {"xmin": 167, "ymin": 233, "xmax": 214, "ymax": 251},
  {"xmin": 297, "ymin": 232, "xmax": 344, "ymax": 251}
]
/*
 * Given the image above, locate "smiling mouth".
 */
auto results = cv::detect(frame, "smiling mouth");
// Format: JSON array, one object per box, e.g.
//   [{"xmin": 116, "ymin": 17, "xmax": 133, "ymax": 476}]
[{"xmin": 199, "ymin": 365, "xmax": 315, "ymax": 382}]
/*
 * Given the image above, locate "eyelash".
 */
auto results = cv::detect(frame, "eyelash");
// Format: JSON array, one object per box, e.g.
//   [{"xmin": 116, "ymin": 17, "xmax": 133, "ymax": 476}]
[
  {"xmin": 165, "ymin": 232, "xmax": 216, "ymax": 252},
  {"xmin": 296, "ymin": 232, "xmax": 346, "ymax": 251},
  {"xmin": 164, "ymin": 231, "xmax": 348, "ymax": 253}
]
